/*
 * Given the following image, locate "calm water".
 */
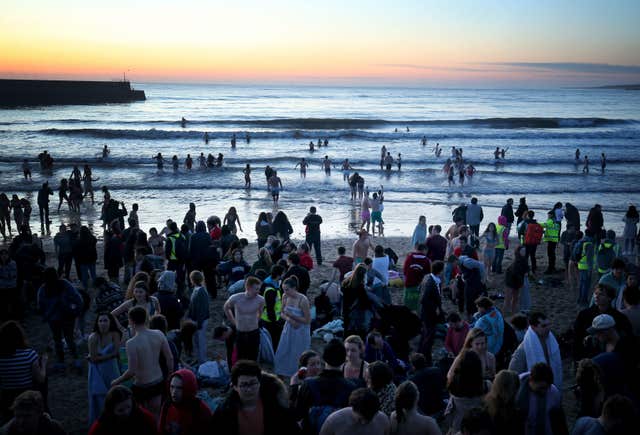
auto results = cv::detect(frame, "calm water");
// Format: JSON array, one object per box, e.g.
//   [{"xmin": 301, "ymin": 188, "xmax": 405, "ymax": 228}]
[{"xmin": 1, "ymin": 84, "xmax": 639, "ymax": 239}]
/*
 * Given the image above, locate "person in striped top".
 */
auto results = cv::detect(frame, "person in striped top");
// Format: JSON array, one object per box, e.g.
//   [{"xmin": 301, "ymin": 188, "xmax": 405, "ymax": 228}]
[{"xmin": 0, "ymin": 321, "xmax": 47, "ymax": 421}]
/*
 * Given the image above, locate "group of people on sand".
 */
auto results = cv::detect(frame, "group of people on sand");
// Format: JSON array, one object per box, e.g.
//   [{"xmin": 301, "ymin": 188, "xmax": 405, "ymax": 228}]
[{"xmin": 1, "ymin": 187, "xmax": 640, "ymax": 435}]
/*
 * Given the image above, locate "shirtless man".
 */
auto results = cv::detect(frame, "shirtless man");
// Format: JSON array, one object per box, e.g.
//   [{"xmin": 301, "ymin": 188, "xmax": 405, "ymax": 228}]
[
  {"xmin": 268, "ymin": 171, "xmax": 283, "ymax": 206},
  {"xmin": 295, "ymin": 158, "xmax": 309, "ymax": 178},
  {"xmin": 341, "ymin": 159, "xmax": 353, "ymax": 181},
  {"xmin": 370, "ymin": 193, "xmax": 383, "ymax": 236},
  {"xmin": 380, "ymin": 145, "xmax": 387, "ymax": 170},
  {"xmin": 321, "ymin": 156, "xmax": 332, "ymax": 175},
  {"xmin": 223, "ymin": 276, "xmax": 265, "ymax": 361},
  {"xmin": 320, "ymin": 388, "xmax": 390, "ymax": 435},
  {"xmin": 384, "ymin": 153, "xmax": 393, "ymax": 172},
  {"xmin": 102, "ymin": 145, "xmax": 110, "ymax": 159},
  {"xmin": 111, "ymin": 306, "xmax": 173, "ymax": 418},
  {"xmin": 153, "ymin": 153, "xmax": 165, "ymax": 171},
  {"xmin": 352, "ymin": 230, "xmax": 374, "ymax": 265}
]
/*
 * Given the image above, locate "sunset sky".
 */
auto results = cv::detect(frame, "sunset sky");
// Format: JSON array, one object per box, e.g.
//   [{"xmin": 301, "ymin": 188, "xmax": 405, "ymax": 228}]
[{"xmin": 1, "ymin": 0, "xmax": 639, "ymax": 86}]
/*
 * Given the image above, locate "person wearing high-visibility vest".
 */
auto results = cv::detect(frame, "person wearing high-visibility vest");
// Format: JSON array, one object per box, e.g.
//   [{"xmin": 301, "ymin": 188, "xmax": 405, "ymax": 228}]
[
  {"xmin": 595, "ymin": 230, "xmax": 620, "ymax": 278},
  {"xmin": 493, "ymin": 215, "xmax": 508, "ymax": 274},
  {"xmin": 542, "ymin": 211, "xmax": 561, "ymax": 274},
  {"xmin": 574, "ymin": 228, "xmax": 596, "ymax": 305},
  {"xmin": 260, "ymin": 274, "xmax": 284, "ymax": 350}
]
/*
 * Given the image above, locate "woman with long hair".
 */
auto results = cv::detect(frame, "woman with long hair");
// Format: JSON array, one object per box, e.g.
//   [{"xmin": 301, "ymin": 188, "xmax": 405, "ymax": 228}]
[
  {"xmin": 341, "ymin": 264, "xmax": 369, "ymax": 336},
  {"xmin": 484, "ymin": 370, "xmax": 524, "ymax": 435},
  {"xmin": 622, "ymin": 204, "xmax": 639, "ymax": 255},
  {"xmin": 111, "ymin": 281, "xmax": 160, "ymax": 332},
  {"xmin": 445, "ymin": 349, "xmax": 489, "ymax": 433},
  {"xmin": 274, "ymin": 276, "xmax": 311, "ymax": 377},
  {"xmin": 250, "ymin": 247, "xmax": 273, "ymax": 275},
  {"xmin": 272, "ymin": 210, "xmax": 294, "ymax": 241},
  {"xmin": 124, "ymin": 272, "xmax": 150, "ymax": 300},
  {"xmin": 448, "ymin": 328, "xmax": 496, "ymax": 382},
  {"xmin": 0, "ymin": 321, "xmax": 47, "ymax": 420},
  {"xmin": 223, "ymin": 206, "xmax": 243, "ymax": 235},
  {"xmin": 390, "ymin": 380, "xmax": 441, "ymax": 435},
  {"xmin": 255, "ymin": 211, "xmax": 271, "ymax": 248},
  {"xmin": 87, "ymin": 313, "xmax": 122, "ymax": 425},
  {"xmin": 88, "ymin": 385, "xmax": 156, "ymax": 435},
  {"xmin": 343, "ymin": 335, "xmax": 369, "ymax": 387},
  {"xmin": 480, "ymin": 222, "xmax": 498, "ymax": 276}
]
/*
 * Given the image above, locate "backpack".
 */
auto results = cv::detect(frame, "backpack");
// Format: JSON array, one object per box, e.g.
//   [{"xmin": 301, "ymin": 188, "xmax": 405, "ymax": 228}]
[
  {"xmin": 596, "ymin": 243, "xmax": 616, "ymax": 271},
  {"xmin": 60, "ymin": 285, "xmax": 83, "ymax": 318},
  {"xmin": 524, "ymin": 222, "xmax": 543, "ymax": 245}
]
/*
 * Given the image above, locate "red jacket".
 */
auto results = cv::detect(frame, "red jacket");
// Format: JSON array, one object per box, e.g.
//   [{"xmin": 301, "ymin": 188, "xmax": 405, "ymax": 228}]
[
  {"xmin": 159, "ymin": 369, "xmax": 212, "ymax": 435},
  {"xmin": 299, "ymin": 252, "xmax": 314, "ymax": 270},
  {"xmin": 403, "ymin": 251, "xmax": 431, "ymax": 287},
  {"xmin": 209, "ymin": 226, "xmax": 222, "ymax": 241}
]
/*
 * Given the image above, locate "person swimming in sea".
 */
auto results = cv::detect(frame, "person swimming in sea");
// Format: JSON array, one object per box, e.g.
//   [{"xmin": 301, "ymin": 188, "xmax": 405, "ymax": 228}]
[
  {"xmin": 321, "ymin": 156, "xmax": 332, "ymax": 175},
  {"xmin": 206, "ymin": 153, "xmax": 215, "ymax": 168},
  {"xmin": 422, "ymin": 136, "xmax": 427, "ymax": 146},
  {"xmin": 309, "ymin": 141, "xmax": 315, "ymax": 152},
  {"xmin": 243, "ymin": 163, "xmax": 252, "ymax": 188},
  {"xmin": 295, "ymin": 158, "xmax": 309, "ymax": 178},
  {"xmin": 324, "ymin": 138, "xmax": 328, "ymax": 147},
  {"xmin": 600, "ymin": 153, "xmax": 606, "ymax": 173},
  {"xmin": 583, "ymin": 155, "xmax": 589, "ymax": 173},
  {"xmin": 246, "ymin": 132, "xmax": 251, "ymax": 143},
  {"xmin": 181, "ymin": 117, "xmax": 187, "ymax": 128},
  {"xmin": 216, "ymin": 153, "xmax": 224, "ymax": 167},
  {"xmin": 231, "ymin": 133, "xmax": 237, "ymax": 148},
  {"xmin": 204, "ymin": 132, "xmax": 209, "ymax": 144},
  {"xmin": 341, "ymin": 159, "xmax": 353, "ymax": 181},
  {"xmin": 575, "ymin": 148, "xmax": 581, "ymax": 161},
  {"xmin": 397, "ymin": 153, "xmax": 402, "ymax": 171},
  {"xmin": 172, "ymin": 155, "xmax": 179, "ymax": 172},
  {"xmin": 153, "ymin": 153, "xmax": 165, "ymax": 171},
  {"xmin": 102, "ymin": 145, "xmax": 110, "ymax": 159},
  {"xmin": 494, "ymin": 147, "xmax": 501, "ymax": 160},
  {"xmin": 185, "ymin": 154, "xmax": 193, "ymax": 170},
  {"xmin": 198, "ymin": 152, "xmax": 206, "ymax": 168}
]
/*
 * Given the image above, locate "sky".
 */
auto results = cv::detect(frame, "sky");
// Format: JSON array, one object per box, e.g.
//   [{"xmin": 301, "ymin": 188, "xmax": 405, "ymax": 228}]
[{"xmin": 1, "ymin": 0, "xmax": 640, "ymax": 86}]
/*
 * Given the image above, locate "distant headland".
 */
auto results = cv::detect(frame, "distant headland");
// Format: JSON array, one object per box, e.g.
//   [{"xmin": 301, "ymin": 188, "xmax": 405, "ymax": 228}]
[
  {"xmin": 0, "ymin": 79, "xmax": 146, "ymax": 107},
  {"xmin": 591, "ymin": 84, "xmax": 640, "ymax": 90}
]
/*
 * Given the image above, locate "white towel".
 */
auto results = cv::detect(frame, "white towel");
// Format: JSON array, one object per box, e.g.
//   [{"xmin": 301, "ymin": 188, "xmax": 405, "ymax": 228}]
[{"xmin": 522, "ymin": 326, "xmax": 563, "ymax": 388}]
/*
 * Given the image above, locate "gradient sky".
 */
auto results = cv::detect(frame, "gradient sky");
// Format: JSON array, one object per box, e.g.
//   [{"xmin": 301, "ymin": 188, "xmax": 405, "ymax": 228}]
[{"xmin": 2, "ymin": 0, "xmax": 640, "ymax": 86}]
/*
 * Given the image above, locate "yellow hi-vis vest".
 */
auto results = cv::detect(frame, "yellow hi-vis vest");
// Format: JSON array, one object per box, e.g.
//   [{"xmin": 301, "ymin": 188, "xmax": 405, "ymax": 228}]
[
  {"xmin": 542, "ymin": 219, "xmax": 560, "ymax": 243},
  {"xmin": 496, "ymin": 224, "xmax": 506, "ymax": 249},
  {"xmin": 166, "ymin": 232, "xmax": 183, "ymax": 261},
  {"xmin": 261, "ymin": 287, "xmax": 282, "ymax": 322},
  {"xmin": 578, "ymin": 241, "xmax": 593, "ymax": 271}
]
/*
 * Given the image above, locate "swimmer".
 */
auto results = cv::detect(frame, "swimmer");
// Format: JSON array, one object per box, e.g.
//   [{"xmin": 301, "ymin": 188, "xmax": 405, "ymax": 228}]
[
  {"xmin": 600, "ymin": 153, "xmax": 606, "ymax": 174},
  {"xmin": 447, "ymin": 165, "xmax": 455, "ymax": 187},
  {"xmin": 321, "ymin": 155, "xmax": 332, "ymax": 175},
  {"xmin": 357, "ymin": 175, "xmax": 365, "ymax": 199},
  {"xmin": 384, "ymin": 152, "xmax": 394, "ymax": 172},
  {"xmin": 172, "ymin": 155, "xmax": 179, "ymax": 172},
  {"xmin": 181, "ymin": 117, "xmax": 187, "ymax": 128},
  {"xmin": 494, "ymin": 147, "xmax": 501, "ymax": 159},
  {"xmin": 69, "ymin": 165, "xmax": 82, "ymax": 184},
  {"xmin": 246, "ymin": 132, "xmax": 250, "ymax": 144},
  {"xmin": 394, "ymin": 128, "xmax": 398, "ymax": 133},
  {"xmin": 268, "ymin": 171, "xmax": 283, "ymax": 206},
  {"xmin": 422, "ymin": 136, "xmax": 427, "ymax": 146},
  {"xmin": 318, "ymin": 138, "xmax": 322, "ymax": 147},
  {"xmin": 295, "ymin": 158, "xmax": 309, "ymax": 178},
  {"xmin": 153, "ymin": 153, "xmax": 165, "ymax": 171},
  {"xmin": 216, "ymin": 153, "xmax": 224, "ymax": 167},
  {"xmin": 466, "ymin": 163, "xmax": 476, "ymax": 178},
  {"xmin": 243, "ymin": 164, "xmax": 252, "ymax": 188},
  {"xmin": 397, "ymin": 153, "xmax": 402, "ymax": 171},
  {"xmin": 583, "ymin": 155, "xmax": 589, "ymax": 173},
  {"xmin": 206, "ymin": 154, "xmax": 215, "ymax": 168},
  {"xmin": 102, "ymin": 145, "xmax": 110, "ymax": 159},
  {"xmin": 406, "ymin": 126, "xmax": 410, "ymax": 132},
  {"xmin": 265, "ymin": 165, "xmax": 274, "ymax": 188},
  {"xmin": 348, "ymin": 172, "xmax": 360, "ymax": 200},
  {"xmin": 324, "ymin": 138, "xmax": 328, "ymax": 147},
  {"xmin": 185, "ymin": 154, "xmax": 193, "ymax": 170},
  {"xmin": 501, "ymin": 148, "xmax": 507, "ymax": 159},
  {"xmin": 575, "ymin": 148, "xmax": 581, "ymax": 161},
  {"xmin": 231, "ymin": 134, "xmax": 237, "ymax": 148},
  {"xmin": 380, "ymin": 145, "xmax": 387, "ymax": 170},
  {"xmin": 204, "ymin": 132, "xmax": 209, "ymax": 144},
  {"xmin": 82, "ymin": 164, "xmax": 99, "ymax": 205},
  {"xmin": 198, "ymin": 152, "xmax": 206, "ymax": 168},
  {"xmin": 458, "ymin": 166, "xmax": 465, "ymax": 186},
  {"xmin": 22, "ymin": 159, "xmax": 32, "ymax": 181},
  {"xmin": 309, "ymin": 141, "xmax": 315, "ymax": 152},
  {"xmin": 451, "ymin": 146, "xmax": 457, "ymax": 158},
  {"xmin": 341, "ymin": 159, "xmax": 353, "ymax": 181}
]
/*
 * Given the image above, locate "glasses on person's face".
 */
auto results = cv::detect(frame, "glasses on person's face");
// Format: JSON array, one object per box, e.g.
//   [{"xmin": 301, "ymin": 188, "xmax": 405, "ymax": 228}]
[{"xmin": 237, "ymin": 380, "xmax": 260, "ymax": 390}]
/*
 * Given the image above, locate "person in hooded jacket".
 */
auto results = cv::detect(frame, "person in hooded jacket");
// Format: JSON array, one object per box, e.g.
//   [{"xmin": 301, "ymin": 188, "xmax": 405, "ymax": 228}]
[
  {"xmin": 159, "ymin": 369, "xmax": 212, "ymax": 435},
  {"xmin": 564, "ymin": 202, "xmax": 581, "ymax": 231},
  {"xmin": 89, "ymin": 385, "xmax": 156, "ymax": 435},
  {"xmin": 514, "ymin": 197, "xmax": 528, "ymax": 225}
]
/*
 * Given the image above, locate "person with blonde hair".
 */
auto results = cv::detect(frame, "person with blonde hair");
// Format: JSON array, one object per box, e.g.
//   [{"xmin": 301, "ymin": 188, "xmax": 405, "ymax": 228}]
[
  {"xmin": 448, "ymin": 328, "xmax": 495, "ymax": 383},
  {"xmin": 342, "ymin": 335, "xmax": 369, "ymax": 386},
  {"xmin": 390, "ymin": 380, "xmax": 441, "ymax": 435},
  {"xmin": 483, "ymin": 370, "xmax": 524, "ymax": 435}
]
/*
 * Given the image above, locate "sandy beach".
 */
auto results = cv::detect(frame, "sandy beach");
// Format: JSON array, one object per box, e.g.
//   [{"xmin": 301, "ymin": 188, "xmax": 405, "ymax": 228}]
[{"xmin": 1, "ymin": 229, "xmax": 593, "ymax": 434}]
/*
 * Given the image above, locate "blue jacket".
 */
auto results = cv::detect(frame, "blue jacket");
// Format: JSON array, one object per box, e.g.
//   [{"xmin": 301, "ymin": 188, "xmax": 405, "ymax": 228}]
[
  {"xmin": 473, "ymin": 307, "xmax": 504, "ymax": 354},
  {"xmin": 37, "ymin": 279, "xmax": 82, "ymax": 322}
]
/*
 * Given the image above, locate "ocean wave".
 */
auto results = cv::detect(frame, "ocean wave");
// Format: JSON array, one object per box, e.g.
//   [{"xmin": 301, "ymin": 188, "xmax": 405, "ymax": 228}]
[
  {"xmin": 29, "ymin": 127, "xmax": 640, "ymax": 141},
  {"xmin": 10, "ymin": 116, "xmax": 637, "ymax": 129}
]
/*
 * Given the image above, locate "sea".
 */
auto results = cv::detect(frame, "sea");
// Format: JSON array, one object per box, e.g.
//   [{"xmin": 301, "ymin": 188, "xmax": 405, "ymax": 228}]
[{"xmin": 1, "ymin": 83, "xmax": 639, "ymax": 240}]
